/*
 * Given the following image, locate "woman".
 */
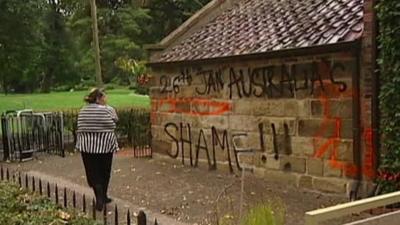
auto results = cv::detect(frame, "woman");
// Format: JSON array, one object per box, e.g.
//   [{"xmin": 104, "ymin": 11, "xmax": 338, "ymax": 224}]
[{"xmin": 75, "ymin": 88, "xmax": 119, "ymax": 211}]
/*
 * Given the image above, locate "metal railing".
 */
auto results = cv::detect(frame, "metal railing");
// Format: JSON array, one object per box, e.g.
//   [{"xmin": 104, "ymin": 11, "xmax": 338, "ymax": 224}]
[
  {"xmin": 0, "ymin": 165, "xmax": 158, "ymax": 225},
  {"xmin": 1, "ymin": 110, "xmax": 64, "ymax": 161},
  {"xmin": 305, "ymin": 191, "xmax": 400, "ymax": 225}
]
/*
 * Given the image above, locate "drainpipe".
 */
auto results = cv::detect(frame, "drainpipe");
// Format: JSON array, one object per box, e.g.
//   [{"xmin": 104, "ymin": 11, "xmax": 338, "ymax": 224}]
[{"xmin": 349, "ymin": 46, "xmax": 362, "ymax": 201}]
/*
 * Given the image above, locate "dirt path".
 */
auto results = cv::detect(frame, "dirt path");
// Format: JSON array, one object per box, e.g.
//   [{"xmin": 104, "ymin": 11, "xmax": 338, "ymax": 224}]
[{"xmin": 1, "ymin": 151, "xmax": 366, "ymax": 225}]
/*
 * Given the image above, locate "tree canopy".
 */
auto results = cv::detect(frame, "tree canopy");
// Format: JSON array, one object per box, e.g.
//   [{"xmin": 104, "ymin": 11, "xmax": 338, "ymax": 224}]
[{"xmin": 0, "ymin": 0, "xmax": 211, "ymax": 93}]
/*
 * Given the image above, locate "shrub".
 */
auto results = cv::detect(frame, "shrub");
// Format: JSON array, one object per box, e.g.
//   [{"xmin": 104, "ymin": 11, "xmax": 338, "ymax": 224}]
[
  {"xmin": 376, "ymin": 0, "xmax": 400, "ymax": 193},
  {"xmin": 0, "ymin": 181, "xmax": 99, "ymax": 225},
  {"xmin": 219, "ymin": 201, "xmax": 285, "ymax": 225}
]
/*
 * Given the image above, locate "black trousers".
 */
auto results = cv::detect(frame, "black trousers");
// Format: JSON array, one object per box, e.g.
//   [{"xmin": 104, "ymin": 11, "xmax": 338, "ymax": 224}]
[{"xmin": 81, "ymin": 152, "xmax": 113, "ymax": 198}]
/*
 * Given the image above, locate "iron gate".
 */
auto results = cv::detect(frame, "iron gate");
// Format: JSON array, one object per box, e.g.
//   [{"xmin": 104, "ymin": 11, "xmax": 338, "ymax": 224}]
[{"xmin": 1, "ymin": 110, "xmax": 65, "ymax": 161}]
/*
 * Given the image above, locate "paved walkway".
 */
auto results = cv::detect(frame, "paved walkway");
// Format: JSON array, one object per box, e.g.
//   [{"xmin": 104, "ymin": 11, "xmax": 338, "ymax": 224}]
[{"xmin": 1, "ymin": 150, "xmax": 366, "ymax": 225}]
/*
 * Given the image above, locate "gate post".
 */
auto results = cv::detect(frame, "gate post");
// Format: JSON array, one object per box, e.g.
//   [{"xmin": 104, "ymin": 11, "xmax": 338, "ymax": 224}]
[{"xmin": 1, "ymin": 115, "xmax": 10, "ymax": 161}]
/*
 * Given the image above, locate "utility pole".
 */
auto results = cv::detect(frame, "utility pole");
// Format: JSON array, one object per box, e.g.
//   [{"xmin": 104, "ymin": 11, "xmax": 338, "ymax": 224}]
[{"xmin": 89, "ymin": 0, "xmax": 103, "ymax": 88}]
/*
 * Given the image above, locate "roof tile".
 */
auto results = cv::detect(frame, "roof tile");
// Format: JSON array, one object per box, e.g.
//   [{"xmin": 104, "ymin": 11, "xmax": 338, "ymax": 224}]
[{"xmin": 154, "ymin": 0, "xmax": 364, "ymax": 63}]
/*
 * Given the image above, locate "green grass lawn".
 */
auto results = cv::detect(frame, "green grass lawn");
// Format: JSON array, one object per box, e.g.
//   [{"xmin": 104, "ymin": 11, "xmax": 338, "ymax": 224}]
[{"xmin": 0, "ymin": 89, "xmax": 150, "ymax": 113}]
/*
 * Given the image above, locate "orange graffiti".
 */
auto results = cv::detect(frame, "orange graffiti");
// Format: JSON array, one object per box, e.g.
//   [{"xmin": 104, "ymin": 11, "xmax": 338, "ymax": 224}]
[
  {"xmin": 312, "ymin": 78, "xmax": 377, "ymax": 178},
  {"xmin": 152, "ymin": 98, "xmax": 232, "ymax": 116},
  {"xmin": 312, "ymin": 86, "xmax": 350, "ymax": 175}
]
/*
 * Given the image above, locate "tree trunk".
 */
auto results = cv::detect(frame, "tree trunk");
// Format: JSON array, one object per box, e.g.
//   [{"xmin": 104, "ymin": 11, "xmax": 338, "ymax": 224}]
[{"xmin": 89, "ymin": 0, "xmax": 103, "ymax": 88}]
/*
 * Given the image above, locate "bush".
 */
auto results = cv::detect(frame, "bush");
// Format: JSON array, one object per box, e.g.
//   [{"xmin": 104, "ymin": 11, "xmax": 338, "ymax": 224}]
[
  {"xmin": 103, "ymin": 83, "xmax": 116, "ymax": 90},
  {"xmin": 377, "ymin": 0, "xmax": 400, "ymax": 193},
  {"xmin": 219, "ymin": 201, "xmax": 285, "ymax": 225},
  {"xmin": 240, "ymin": 203, "xmax": 285, "ymax": 225},
  {"xmin": 53, "ymin": 85, "xmax": 74, "ymax": 92},
  {"xmin": 135, "ymin": 85, "xmax": 149, "ymax": 95},
  {"xmin": 0, "ymin": 181, "xmax": 99, "ymax": 225}
]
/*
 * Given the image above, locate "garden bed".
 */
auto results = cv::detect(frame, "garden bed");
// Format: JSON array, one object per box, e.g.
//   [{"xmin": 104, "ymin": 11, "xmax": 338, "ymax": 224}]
[{"xmin": 0, "ymin": 181, "xmax": 99, "ymax": 225}]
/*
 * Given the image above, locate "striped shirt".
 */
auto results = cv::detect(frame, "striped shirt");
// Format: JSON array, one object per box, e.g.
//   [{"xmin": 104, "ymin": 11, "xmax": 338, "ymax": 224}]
[{"xmin": 75, "ymin": 104, "xmax": 119, "ymax": 154}]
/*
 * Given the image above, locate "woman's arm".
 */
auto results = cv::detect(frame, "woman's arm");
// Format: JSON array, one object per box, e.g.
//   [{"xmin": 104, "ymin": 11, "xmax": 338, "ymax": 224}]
[{"xmin": 106, "ymin": 105, "xmax": 119, "ymax": 123}]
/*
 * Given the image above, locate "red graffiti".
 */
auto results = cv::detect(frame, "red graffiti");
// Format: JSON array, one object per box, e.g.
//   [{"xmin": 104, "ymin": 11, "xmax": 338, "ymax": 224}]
[
  {"xmin": 151, "ymin": 97, "xmax": 232, "ymax": 124},
  {"xmin": 312, "ymin": 78, "xmax": 378, "ymax": 179},
  {"xmin": 152, "ymin": 98, "xmax": 232, "ymax": 116}
]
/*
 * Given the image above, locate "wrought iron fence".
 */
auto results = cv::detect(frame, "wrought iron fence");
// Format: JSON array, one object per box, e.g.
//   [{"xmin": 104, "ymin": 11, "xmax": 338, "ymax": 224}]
[
  {"xmin": 0, "ymin": 107, "xmax": 152, "ymax": 161},
  {"xmin": 62, "ymin": 107, "xmax": 152, "ymax": 158},
  {"xmin": 0, "ymin": 165, "xmax": 158, "ymax": 225},
  {"xmin": 1, "ymin": 110, "xmax": 64, "ymax": 161}
]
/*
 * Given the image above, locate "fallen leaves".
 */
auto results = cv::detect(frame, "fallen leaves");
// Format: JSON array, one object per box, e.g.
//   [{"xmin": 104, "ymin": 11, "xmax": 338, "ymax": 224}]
[{"xmin": 58, "ymin": 210, "xmax": 71, "ymax": 221}]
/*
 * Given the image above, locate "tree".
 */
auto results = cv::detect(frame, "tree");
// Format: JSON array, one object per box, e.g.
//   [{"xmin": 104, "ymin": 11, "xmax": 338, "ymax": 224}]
[
  {"xmin": 41, "ymin": 0, "xmax": 78, "ymax": 92},
  {"xmin": 0, "ymin": 0, "xmax": 47, "ymax": 93},
  {"xmin": 89, "ymin": 0, "xmax": 104, "ymax": 88},
  {"xmin": 144, "ymin": 0, "xmax": 211, "ymax": 43}
]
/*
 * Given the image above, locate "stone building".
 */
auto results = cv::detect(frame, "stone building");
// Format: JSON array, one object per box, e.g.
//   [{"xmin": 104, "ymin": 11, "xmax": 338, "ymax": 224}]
[{"xmin": 146, "ymin": 0, "xmax": 378, "ymax": 196}]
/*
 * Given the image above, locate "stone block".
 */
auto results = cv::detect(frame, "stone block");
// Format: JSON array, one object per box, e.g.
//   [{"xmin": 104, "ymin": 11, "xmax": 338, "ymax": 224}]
[
  {"xmin": 190, "ymin": 100, "xmax": 210, "ymax": 116},
  {"xmin": 176, "ymin": 102, "xmax": 191, "ymax": 112},
  {"xmin": 282, "ymin": 157, "xmax": 306, "ymax": 174},
  {"xmin": 324, "ymin": 160, "xmax": 343, "ymax": 177},
  {"xmin": 175, "ymin": 86, "xmax": 198, "ymax": 98},
  {"xmin": 159, "ymin": 113, "xmax": 182, "ymax": 125},
  {"xmin": 298, "ymin": 175, "xmax": 313, "ymax": 189},
  {"xmin": 298, "ymin": 100, "xmax": 311, "ymax": 117},
  {"xmin": 254, "ymin": 153, "xmax": 268, "ymax": 167},
  {"xmin": 233, "ymin": 132, "xmax": 263, "ymax": 152},
  {"xmin": 313, "ymin": 177, "xmax": 347, "ymax": 193},
  {"xmin": 263, "ymin": 135, "xmax": 274, "ymax": 154},
  {"xmin": 312, "ymin": 137, "xmax": 335, "ymax": 159},
  {"xmin": 307, "ymin": 159, "xmax": 324, "ymax": 176},
  {"xmin": 252, "ymin": 100, "xmax": 285, "ymax": 116},
  {"xmin": 229, "ymin": 115, "xmax": 259, "ymax": 132},
  {"xmin": 233, "ymin": 100, "xmax": 254, "ymax": 115},
  {"xmin": 258, "ymin": 118, "xmax": 297, "ymax": 136},
  {"xmin": 337, "ymin": 141, "xmax": 353, "ymax": 162},
  {"xmin": 201, "ymin": 115, "xmax": 229, "ymax": 129},
  {"xmin": 291, "ymin": 137, "xmax": 314, "ymax": 157},
  {"xmin": 298, "ymin": 119, "xmax": 336, "ymax": 137},
  {"xmin": 152, "ymin": 140, "xmax": 172, "ymax": 155},
  {"xmin": 275, "ymin": 134, "xmax": 293, "ymax": 156},
  {"xmin": 341, "ymin": 119, "xmax": 353, "ymax": 139},
  {"xmin": 283, "ymin": 100, "xmax": 299, "ymax": 116},
  {"xmin": 264, "ymin": 170, "xmax": 299, "ymax": 186},
  {"xmin": 265, "ymin": 155, "xmax": 281, "ymax": 170},
  {"xmin": 311, "ymin": 99, "xmax": 353, "ymax": 119}
]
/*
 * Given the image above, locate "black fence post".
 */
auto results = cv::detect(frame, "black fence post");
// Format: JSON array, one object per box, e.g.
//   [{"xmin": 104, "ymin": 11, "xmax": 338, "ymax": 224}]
[
  {"xmin": 32, "ymin": 176, "xmax": 35, "ymax": 192},
  {"xmin": 92, "ymin": 198, "xmax": 96, "ymax": 220},
  {"xmin": 18, "ymin": 172, "xmax": 22, "ymax": 187},
  {"xmin": 103, "ymin": 204, "xmax": 107, "ymax": 225},
  {"xmin": 39, "ymin": 179, "xmax": 43, "ymax": 195},
  {"xmin": 55, "ymin": 184, "xmax": 59, "ymax": 205},
  {"xmin": 6, "ymin": 168, "xmax": 9, "ymax": 181},
  {"xmin": 73, "ymin": 191, "xmax": 76, "ymax": 208},
  {"xmin": 154, "ymin": 219, "xmax": 158, "ymax": 225},
  {"xmin": 47, "ymin": 182, "xmax": 51, "ymax": 198},
  {"xmin": 127, "ymin": 209, "xmax": 131, "ymax": 225},
  {"xmin": 83, "ymin": 194, "xmax": 86, "ymax": 213},
  {"xmin": 63, "ymin": 187, "xmax": 67, "ymax": 208},
  {"xmin": 0, "ymin": 166, "xmax": 3, "ymax": 180},
  {"xmin": 25, "ymin": 174, "xmax": 28, "ymax": 189},
  {"xmin": 137, "ymin": 210, "xmax": 146, "ymax": 225},
  {"xmin": 114, "ymin": 205, "xmax": 118, "ymax": 225}
]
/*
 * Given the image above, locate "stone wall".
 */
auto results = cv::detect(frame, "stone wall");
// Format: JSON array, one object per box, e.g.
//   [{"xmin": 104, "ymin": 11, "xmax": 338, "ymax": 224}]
[{"xmin": 149, "ymin": 52, "xmax": 362, "ymax": 194}]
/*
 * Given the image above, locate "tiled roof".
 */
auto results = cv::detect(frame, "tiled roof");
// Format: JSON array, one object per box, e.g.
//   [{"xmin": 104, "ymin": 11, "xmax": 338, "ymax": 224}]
[{"xmin": 154, "ymin": 0, "xmax": 364, "ymax": 63}]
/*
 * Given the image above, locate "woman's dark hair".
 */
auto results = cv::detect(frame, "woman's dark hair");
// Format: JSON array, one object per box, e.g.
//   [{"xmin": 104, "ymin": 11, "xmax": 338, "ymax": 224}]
[{"xmin": 84, "ymin": 88, "xmax": 105, "ymax": 104}]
